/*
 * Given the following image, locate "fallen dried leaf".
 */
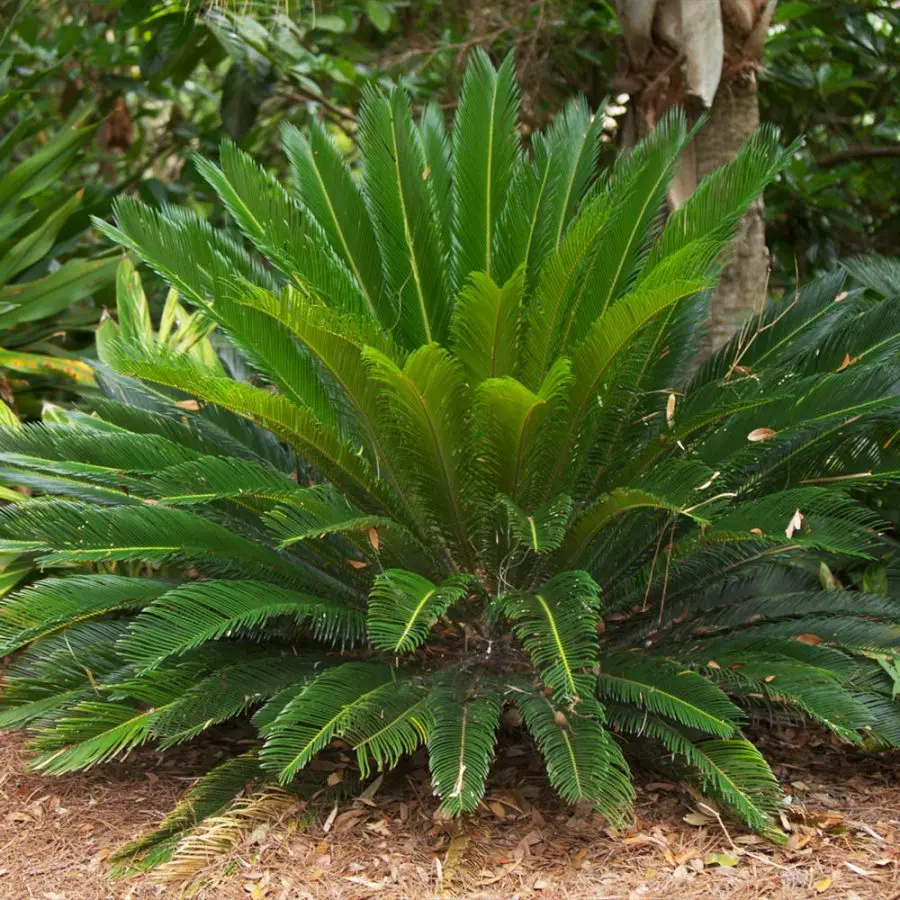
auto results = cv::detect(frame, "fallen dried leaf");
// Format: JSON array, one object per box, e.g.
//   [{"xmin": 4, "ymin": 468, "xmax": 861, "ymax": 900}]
[
  {"xmin": 488, "ymin": 801, "xmax": 506, "ymax": 819},
  {"xmin": 683, "ymin": 812, "xmax": 714, "ymax": 827},
  {"xmin": 357, "ymin": 773, "xmax": 383, "ymax": 806},
  {"xmin": 322, "ymin": 803, "xmax": 339, "ymax": 834},
  {"xmin": 786, "ymin": 832, "xmax": 812, "ymax": 851},
  {"xmin": 793, "ymin": 633, "xmax": 824, "ymax": 645},
  {"xmin": 845, "ymin": 862, "xmax": 874, "ymax": 876},
  {"xmin": 785, "ymin": 508, "xmax": 804, "ymax": 538}
]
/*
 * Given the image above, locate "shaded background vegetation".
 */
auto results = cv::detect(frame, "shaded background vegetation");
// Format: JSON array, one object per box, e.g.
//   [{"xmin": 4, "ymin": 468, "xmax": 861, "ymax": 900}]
[{"xmin": 3, "ymin": 1, "xmax": 898, "ymax": 271}]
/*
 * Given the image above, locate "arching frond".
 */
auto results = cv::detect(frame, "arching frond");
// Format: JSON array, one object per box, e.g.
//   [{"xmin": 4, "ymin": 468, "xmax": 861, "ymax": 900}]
[
  {"xmin": 500, "ymin": 570, "xmax": 602, "ymax": 704},
  {"xmin": 513, "ymin": 685, "xmax": 633, "ymax": 824},
  {"xmin": 367, "ymin": 569, "xmax": 471, "ymax": 653},
  {"xmin": 152, "ymin": 656, "xmax": 315, "ymax": 747},
  {"xmin": 340, "ymin": 679, "xmax": 432, "ymax": 777},
  {"xmin": 451, "ymin": 50, "xmax": 521, "ymax": 286},
  {"xmin": 150, "ymin": 455, "xmax": 301, "ymax": 506},
  {"xmin": 610, "ymin": 708, "xmax": 783, "ymax": 833},
  {"xmin": 260, "ymin": 662, "xmax": 395, "ymax": 783},
  {"xmin": 596, "ymin": 652, "xmax": 743, "ymax": 737},
  {"xmin": 0, "ymin": 575, "xmax": 170, "ymax": 655},
  {"xmin": 119, "ymin": 581, "xmax": 364, "ymax": 669},
  {"xmin": 0, "ymin": 501, "xmax": 302, "ymax": 581},
  {"xmin": 426, "ymin": 674, "xmax": 502, "ymax": 815}
]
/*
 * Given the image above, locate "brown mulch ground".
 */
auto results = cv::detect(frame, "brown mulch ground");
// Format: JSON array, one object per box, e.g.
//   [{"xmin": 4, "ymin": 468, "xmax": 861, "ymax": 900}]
[{"xmin": 1, "ymin": 728, "xmax": 899, "ymax": 900}]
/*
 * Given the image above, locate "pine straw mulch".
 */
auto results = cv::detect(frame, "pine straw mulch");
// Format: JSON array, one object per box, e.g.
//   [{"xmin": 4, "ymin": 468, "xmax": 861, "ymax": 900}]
[{"xmin": 1, "ymin": 726, "xmax": 899, "ymax": 900}]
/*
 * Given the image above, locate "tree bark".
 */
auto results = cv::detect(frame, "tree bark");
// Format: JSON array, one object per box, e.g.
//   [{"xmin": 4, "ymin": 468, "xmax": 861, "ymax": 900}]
[
  {"xmin": 614, "ymin": 0, "xmax": 776, "ymax": 353},
  {"xmin": 693, "ymin": 73, "xmax": 767, "ymax": 349}
]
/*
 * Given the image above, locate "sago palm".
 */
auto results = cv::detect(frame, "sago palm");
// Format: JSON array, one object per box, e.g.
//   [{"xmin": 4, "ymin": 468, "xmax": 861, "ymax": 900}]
[{"xmin": 0, "ymin": 52, "xmax": 898, "ymax": 868}]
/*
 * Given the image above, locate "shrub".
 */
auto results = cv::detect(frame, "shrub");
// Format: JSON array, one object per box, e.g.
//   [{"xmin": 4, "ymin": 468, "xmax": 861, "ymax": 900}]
[
  {"xmin": 0, "ymin": 52, "xmax": 898, "ymax": 865},
  {"xmin": 0, "ymin": 95, "xmax": 118, "ymax": 410}
]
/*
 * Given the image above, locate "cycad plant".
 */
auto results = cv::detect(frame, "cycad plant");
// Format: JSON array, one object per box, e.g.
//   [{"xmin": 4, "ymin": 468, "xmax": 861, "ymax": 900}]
[{"xmin": 1, "ymin": 52, "xmax": 899, "ymax": 865}]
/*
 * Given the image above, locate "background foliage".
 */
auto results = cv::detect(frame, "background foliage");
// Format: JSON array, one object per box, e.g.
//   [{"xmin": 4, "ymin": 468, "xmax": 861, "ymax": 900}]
[{"xmin": 2, "ymin": 0, "xmax": 897, "ymax": 290}]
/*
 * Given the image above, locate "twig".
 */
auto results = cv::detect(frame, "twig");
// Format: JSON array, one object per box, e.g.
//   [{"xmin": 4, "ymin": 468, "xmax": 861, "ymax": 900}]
[
  {"xmin": 800, "ymin": 472, "xmax": 873, "ymax": 485},
  {"xmin": 848, "ymin": 820, "xmax": 888, "ymax": 843},
  {"xmin": 656, "ymin": 516, "xmax": 677, "ymax": 626},
  {"xmin": 285, "ymin": 85, "xmax": 358, "ymax": 125},
  {"xmin": 641, "ymin": 521, "xmax": 668, "ymax": 612},
  {"xmin": 819, "ymin": 145, "xmax": 900, "ymax": 167}
]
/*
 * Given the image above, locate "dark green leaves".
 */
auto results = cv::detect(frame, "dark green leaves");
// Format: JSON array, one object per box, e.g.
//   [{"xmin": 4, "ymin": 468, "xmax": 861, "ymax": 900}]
[
  {"xmin": 515, "ymin": 686, "xmax": 633, "ymax": 823},
  {"xmin": 426, "ymin": 674, "xmax": 502, "ymax": 815},
  {"xmin": 260, "ymin": 662, "xmax": 394, "ymax": 783},
  {"xmin": 500, "ymin": 571, "xmax": 602, "ymax": 704},
  {"xmin": 367, "ymin": 569, "xmax": 470, "ymax": 653}
]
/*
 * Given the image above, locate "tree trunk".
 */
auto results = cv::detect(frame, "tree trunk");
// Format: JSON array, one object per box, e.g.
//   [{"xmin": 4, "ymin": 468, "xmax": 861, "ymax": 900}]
[
  {"xmin": 614, "ymin": 0, "xmax": 776, "ymax": 353},
  {"xmin": 693, "ymin": 74, "xmax": 767, "ymax": 349}
]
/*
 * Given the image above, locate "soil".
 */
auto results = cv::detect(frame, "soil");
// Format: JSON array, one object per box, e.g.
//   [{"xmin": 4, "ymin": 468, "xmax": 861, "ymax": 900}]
[{"xmin": 0, "ymin": 728, "xmax": 898, "ymax": 900}]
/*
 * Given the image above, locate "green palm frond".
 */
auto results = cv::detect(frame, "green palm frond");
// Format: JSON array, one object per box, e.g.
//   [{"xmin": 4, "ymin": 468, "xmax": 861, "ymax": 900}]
[
  {"xmin": 0, "ymin": 501, "xmax": 302, "ymax": 580},
  {"xmin": 260, "ymin": 662, "xmax": 394, "ymax": 783},
  {"xmin": 340, "ymin": 679, "xmax": 432, "ymax": 777},
  {"xmin": 0, "ymin": 575, "xmax": 169, "ymax": 655},
  {"xmin": 597, "ymin": 652, "xmax": 743, "ymax": 737},
  {"xmin": 149, "ymin": 455, "xmax": 301, "ymax": 506},
  {"xmin": 0, "ymin": 621, "xmax": 129, "ymax": 729},
  {"xmin": 367, "ymin": 569, "xmax": 471, "ymax": 653},
  {"xmin": 500, "ymin": 570, "xmax": 602, "ymax": 704},
  {"xmin": 451, "ymin": 50, "xmax": 521, "ymax": 287},
  {"xmin": 263, "ymin": 485, "xmax": 394, "ymax": 547},
  {"xmin": 359, "ymin": 87, "xmax": 449, "ymax": 346},
  {"xmin": 282, "ymin": 121, "xmax": 385, "ymax": 317},
  {"xmin": 842, "ymin": 255, "xmax": 900, "ymax": 298},
  {"xmin": 450, "ymin": 268, "xmax": 524, "ymax": 383},
  {"xmin": 426, "ymin": 674, "xmax": 503, "ymax": 815},
  {"xmin": 560, "ymin": 110, "xmax": 691, "ymax": 347},
  {"xmin": 514, "ymin": 685, "xmax": 633, "ymax": 824},
  {"xmin": 365, "ymin": 344, "xmax": 471, "ymax": 557},
  {"xmin": 707, "ymin": 656, "xmax": 874, "ymax": 741},
  {"xmin": 474, "ymin": 358, "xmax": 572, "ymax": 508},
  {"xmin": 28, "ymin": 662, "xmax": 213, "ymax": 774},
  {"xmin": 119, "ymin": 580, "xmax": 364, "ymax": 670},
  {"xmin": 611, "ymin": 708, "xmax": 783, "ymax": 834},
  {"xmin": 152, "ymin": 656, "xmax": 315, "ymax": 748},
  {"xmin": 417, "ymin": 103, "xmax": 454, "ymax": 264},
  {"xmin": 498, "ymin": 493, "xmax": 573, "ymax": 554}
]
